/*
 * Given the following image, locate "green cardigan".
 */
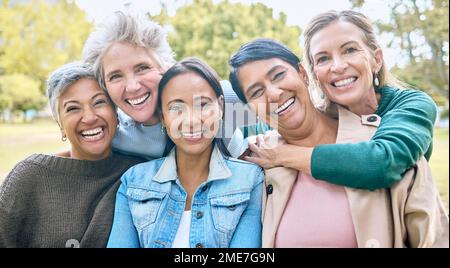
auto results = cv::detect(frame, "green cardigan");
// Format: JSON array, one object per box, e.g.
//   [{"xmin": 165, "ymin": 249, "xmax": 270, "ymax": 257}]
[{"xmin": 311, "ymin": 86, "xmax": 437, "ymax": 190}]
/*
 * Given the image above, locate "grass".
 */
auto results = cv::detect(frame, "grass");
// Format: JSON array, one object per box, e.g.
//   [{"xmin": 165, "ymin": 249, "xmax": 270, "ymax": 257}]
[
  {"xmin": 429, "ymin": 128, "xmax": 449, "ymax": 211},
  {"xmin": 0, "ymin": 119, "xmax": 448, "ymax": 210},
  {"xmin": 0, "ymin": 119, "xmax": 69, "ymax": 179}
]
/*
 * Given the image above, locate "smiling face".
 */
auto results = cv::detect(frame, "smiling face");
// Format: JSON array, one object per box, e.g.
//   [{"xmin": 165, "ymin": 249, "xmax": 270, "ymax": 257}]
[
  {"xmin": 237, "ymin": 58, "xmax": 312, "ymax": 133},
  {"xmin": 309, "ymin": 20, "xmax": 382, "ymax": 111},
  {"xmin": 58, "ymin": 78, "xmax": 117, "ymax": 160},
  {"xmin": 160, "ymin": 72, "xmax": 223, "ymax": 157},
  {"xmin": 102, "ymin": 42, "xmax": 164, "ymax": 125}
]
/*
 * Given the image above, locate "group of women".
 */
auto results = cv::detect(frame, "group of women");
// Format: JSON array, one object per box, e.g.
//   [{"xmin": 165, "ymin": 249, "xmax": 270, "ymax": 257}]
[{"xmin": 0, "ymin": 9, "xmax": 448, "ymax": 248}]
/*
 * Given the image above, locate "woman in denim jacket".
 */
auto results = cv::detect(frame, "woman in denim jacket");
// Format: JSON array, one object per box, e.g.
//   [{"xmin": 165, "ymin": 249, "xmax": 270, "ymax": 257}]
[{"xmin": 107, "ymin": 57, "xmax": 264, "ymax": 248}]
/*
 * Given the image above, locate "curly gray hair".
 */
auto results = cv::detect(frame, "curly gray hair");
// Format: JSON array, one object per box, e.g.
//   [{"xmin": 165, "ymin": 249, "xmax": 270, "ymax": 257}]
[{"xmin": 82, "ymin": 11, "xmax": 175, "ymax": 92}]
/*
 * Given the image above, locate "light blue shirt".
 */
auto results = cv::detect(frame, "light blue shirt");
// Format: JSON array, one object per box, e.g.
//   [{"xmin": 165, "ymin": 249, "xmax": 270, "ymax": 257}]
[
  {"xmin": 107, "ymin": 144, "xmax": 264, "ymax": 248},
  {"xmin": 112, "ymin": 109, "xmax": 166, "ymax": 160}
]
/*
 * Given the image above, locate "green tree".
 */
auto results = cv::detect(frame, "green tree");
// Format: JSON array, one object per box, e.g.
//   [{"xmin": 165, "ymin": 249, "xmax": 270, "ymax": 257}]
[
  {"xmin": 0, "ymin": 86, "xmax": 12, "ymax": 111},
  {"xmin": 0, "ymin": 0, "xmax": 92, "ymax": 93},
  {"xmin": 0, "ymin": 74, "xmax": 46, "ymax": 120},
  {"xmin": 152, "ymin": 0, "xmax": 302, "ymax": 79},
  {"xmin": 351, "ymin": 0, "xmax": 449, "ymax": 108}
]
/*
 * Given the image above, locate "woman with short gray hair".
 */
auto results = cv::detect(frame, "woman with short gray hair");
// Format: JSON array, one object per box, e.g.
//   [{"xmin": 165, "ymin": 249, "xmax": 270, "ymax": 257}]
[{"xmin": 0, "ymin": 61, "xmax": 143, "ymax": 247}]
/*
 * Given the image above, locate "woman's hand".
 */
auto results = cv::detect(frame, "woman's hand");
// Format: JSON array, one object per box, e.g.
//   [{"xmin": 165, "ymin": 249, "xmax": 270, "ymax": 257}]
[
  {"xmin": 244, "ymin": 130, "xmax": 286, "ymax": 169},
  {"xmin": 244, "ymin": 130, "xmax": 314, "ymax": 175}
]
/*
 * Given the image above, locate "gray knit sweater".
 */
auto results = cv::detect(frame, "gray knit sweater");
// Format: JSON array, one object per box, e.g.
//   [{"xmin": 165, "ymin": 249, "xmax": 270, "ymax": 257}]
[{"xmin": 0, "ymin": 152, "xmax": 143, "ymax": 248}]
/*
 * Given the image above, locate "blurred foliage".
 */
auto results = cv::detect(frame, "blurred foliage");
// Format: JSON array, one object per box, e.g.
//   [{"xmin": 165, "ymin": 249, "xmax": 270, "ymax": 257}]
[
  {"xmin": 0, "ymin": 0, "xmax": 92, "ymax": 94},
  {"xmin": 351, "ymin": 0, "xmax": 449, "ymax": 109},
  {"xmin": 0, "ymin": 73, "xmax": 46, "ymax": 113},
  {"xmin": 0, "ymin": 0, "xmax": 92, "ymax": 120},
  {"xmin": 0, "ymin": 0, "xmax": 448, "ymax": 118},
  {"xmin": 152, "ymin": 0, "xmax": 302, "ymax": 79}
]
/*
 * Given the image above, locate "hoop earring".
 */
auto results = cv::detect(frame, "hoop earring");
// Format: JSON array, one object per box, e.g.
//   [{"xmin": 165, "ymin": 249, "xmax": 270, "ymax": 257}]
[{"xmin": 61, "ymin": 134, "xmax": 67, "ymax": 142}]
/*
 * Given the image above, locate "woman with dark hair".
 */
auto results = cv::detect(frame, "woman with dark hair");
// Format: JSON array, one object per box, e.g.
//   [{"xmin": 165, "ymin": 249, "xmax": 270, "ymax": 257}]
[
  {"xmin": 228, "ymin": 38, "xmax": 448, "ymax": 247},
  {"xmin": 230, "ymin": 11, "xmax": 438, "ymax": 191},
  {"xmin": 107, "ymin": 57, "xmax": 263, "ymax": 248}
]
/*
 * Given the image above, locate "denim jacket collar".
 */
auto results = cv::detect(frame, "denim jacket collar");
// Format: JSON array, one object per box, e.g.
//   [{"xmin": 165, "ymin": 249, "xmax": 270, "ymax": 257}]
[{"xmin": 153, "ymin": 144, "xmax": 232, "ymax": 183}]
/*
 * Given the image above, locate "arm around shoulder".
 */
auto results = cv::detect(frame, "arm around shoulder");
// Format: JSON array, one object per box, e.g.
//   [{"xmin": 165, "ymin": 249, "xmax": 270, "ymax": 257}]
[{"xmin": 311, "ymin": 90, "xmax": 438, "ymax": 190}]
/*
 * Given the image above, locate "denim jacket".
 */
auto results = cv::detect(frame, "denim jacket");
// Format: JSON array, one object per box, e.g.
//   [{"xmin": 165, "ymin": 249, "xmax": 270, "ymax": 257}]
[{"xmin": 107, "ymin": 145, "xmax": 264, "ymax": 248}]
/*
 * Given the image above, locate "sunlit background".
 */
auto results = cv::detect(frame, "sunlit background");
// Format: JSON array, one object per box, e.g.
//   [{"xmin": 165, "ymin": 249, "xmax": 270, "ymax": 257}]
[{"xmin": 0, "ymin": 0, "xmax": 448, "ymax": 209}]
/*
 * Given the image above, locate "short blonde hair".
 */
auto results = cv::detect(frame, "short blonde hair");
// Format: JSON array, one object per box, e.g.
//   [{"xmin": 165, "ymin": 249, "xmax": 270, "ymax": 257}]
[{"xmin": 82, "ymin": 11, "xmax": 175, "ymax": 92}]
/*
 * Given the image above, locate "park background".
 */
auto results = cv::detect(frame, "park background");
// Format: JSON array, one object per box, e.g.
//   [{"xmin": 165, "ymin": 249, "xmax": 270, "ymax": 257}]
[{"xmin": 0, "ymin": 0, "xmax": 448, "ymax": 210}]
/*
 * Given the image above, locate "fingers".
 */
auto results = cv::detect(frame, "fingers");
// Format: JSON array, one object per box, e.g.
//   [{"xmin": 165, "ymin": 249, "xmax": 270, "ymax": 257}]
[
  {"xmin": 264, "ymin": 133, "xmax": 277, "ymax": 148},
  {"xmin": 243, "ymin": 156, "xmax": 263, "ymax": 166},
  {"xmin": 262, "ymin": 130, "xmax": 284, "ymax": 148},
  {"xmin": 244, "ymin": 156, "xmax": 273, "ymax": 169},
  {"xmin": 256, "ymin": 134, "xmax": 265, "ymax": 147},
  {"xmin": 237, "ymin": 148, "xmax": 252, "ymax": 160},
  {"xmin": 248, "ymin": 142, "xmax": 260, "ymax": 156}
]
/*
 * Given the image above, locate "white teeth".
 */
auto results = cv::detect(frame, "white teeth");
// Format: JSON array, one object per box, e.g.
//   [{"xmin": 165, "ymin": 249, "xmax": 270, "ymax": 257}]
[
  {"xmin": 181, "ymin": 131, "xmax": 203, "ymax": 138},
  {"xmin": 333, "ymin": 77, "xmax": 356, "ymax": 87},
  {"xmin": 81, "ymin": 127, "xmax": 103, "ymax": 136},
  {"xmin": 128, "ymin": 93, "xmax": 150, "ymax": 105},
  {"xmin": 274, "ymin": 98, "xmax": 295, "ymax": 114}
]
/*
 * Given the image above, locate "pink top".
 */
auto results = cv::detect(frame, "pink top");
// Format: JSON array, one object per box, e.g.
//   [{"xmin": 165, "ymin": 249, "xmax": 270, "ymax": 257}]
[{"xmin": 274, "ymin": 172, "xmax": 358, "ymax": 248}]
